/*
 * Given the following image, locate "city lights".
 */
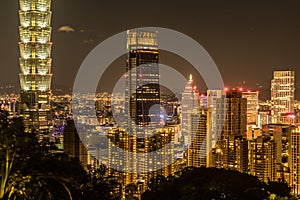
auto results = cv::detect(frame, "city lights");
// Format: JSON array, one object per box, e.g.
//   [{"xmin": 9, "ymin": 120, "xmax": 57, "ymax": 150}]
[{"xmin": 0, "ymin": 1, "xmax": 300, "ymax": 199}]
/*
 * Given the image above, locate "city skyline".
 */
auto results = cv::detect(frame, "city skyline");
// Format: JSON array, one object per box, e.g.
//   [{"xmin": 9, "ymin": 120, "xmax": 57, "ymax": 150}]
[
  {"xmin": 1, "ymin": 0, "xmax": 300, "ymax": 199},
  {"xmin": 0, "ymin": 0, "xmax": 299, "ymax": 100}
]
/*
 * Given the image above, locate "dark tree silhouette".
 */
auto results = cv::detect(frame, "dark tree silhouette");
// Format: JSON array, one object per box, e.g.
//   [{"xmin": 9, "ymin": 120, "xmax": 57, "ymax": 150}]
[
  {"xmin": 142, "ymin": 167, "xmax": 291, "ymax": 200},
  {"xmin": 0, "ymin": 118, "xmax": 119, "ymax": 199}
]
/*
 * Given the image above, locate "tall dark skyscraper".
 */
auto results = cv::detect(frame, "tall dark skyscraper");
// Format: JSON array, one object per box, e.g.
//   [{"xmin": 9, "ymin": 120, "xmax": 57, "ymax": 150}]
[
  {"xmin": 18, "ymin": 0, "xmax": 53, "ymax": 134},
  {"xmin": 213, "ymin": 89, "xmax": 248, "ymax": 173},
  {"xmin": 125, "ymin": 30, "xmax": 160, "ymax": 135},
  {"xmin": 121, "ymin": 30, "xmax": 161, "ymax": 184},
  {"xmin": 223, "ymin": 89, "xmax": 247, "ymax": 139}
]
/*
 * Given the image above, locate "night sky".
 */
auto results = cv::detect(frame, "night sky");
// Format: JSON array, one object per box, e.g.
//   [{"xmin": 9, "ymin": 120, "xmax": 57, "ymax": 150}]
[{"xmin": 0, "ymin": 0, "xmax": 300, "ymax": 99}]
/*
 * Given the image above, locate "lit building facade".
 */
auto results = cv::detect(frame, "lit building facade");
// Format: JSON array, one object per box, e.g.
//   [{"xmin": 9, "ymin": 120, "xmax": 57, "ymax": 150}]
[
  {"xmin": 213, "ymin": 135, "xmax": 248, "ymax": 173},
  {"xmin": 18, "ymin": 0, "xmax": 53, "ymax": 134},
  {"xmin": 207, "ymin": 90, "xmax": 226, "ymax": 148},
  {"xmin": 212, "ymin": 89, "xmax": 248, "ymax": 173},
  {"xmin": 242, "ymin": 91, "xmax": 259, "ymax": 125},
  {"xmin": 125, "ymin": 29, "xmax": 160, "ymax": 134},
  {"xmin": 181, "ymin": 74, "xmax": 199, "ymax": 146},
  {"xmin": 289, "ymin": 126, "xmax": 300, "ymax": 195},
  {"xmin": 258, "ymin": 103, "xmax": 272, "ymax": 128},
  {"xmin": 107, "ymin": 127, "xmax": 174, "ymax": 186},
  {"xmin": 249, "ymin": 136, "xmax": 277, "ymax": 183},
  {"xmin": 121, "ymin": 30, "xmax": 162, "ymax": 185},
  {"xmin": 271, "ymin": 71, "xmax": 295, "ymax": 124},
  {"xmin": 262, "ymin": 124, "xmax": 292, "ymax": 182},
  {"xmin": 0, "ymin": 94, "xmax": 19, "ymax": 117},
  {"xmin": 187, "ymin": 108, "xmax": 212, "ymax": 168},
  {"xmin": 223, "ymin": 90, "xmax": 247, "ymax": 139}
]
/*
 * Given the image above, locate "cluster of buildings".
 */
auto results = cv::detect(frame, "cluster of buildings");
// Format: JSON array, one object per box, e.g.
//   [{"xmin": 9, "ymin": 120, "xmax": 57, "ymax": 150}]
[
  {"xmin": 1, "ymin": 0, "xmax": 300, "ymax": 198},
  {"xmin": 181, "ymin": 70, "xmax": 300, "ymax": 195},
  {"xmin": 0, "ymin": 93, "xmax": 19, "ymax": 117},
  {"xmin": 63, "ymin": 68, "xmax": 300, "ymax": 196}
]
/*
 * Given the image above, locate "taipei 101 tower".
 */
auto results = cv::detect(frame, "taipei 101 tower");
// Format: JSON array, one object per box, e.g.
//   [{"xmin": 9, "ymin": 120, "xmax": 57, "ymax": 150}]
[{"xmin": 18, "ymin": 0, "xmax": 53, "ymax": 134}]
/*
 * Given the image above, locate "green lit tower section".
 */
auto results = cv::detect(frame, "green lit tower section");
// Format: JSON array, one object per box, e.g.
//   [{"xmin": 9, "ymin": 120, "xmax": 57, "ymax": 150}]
[{"xmin": 19, "ymin": 0, "xmax": 53, "ymax": 134}]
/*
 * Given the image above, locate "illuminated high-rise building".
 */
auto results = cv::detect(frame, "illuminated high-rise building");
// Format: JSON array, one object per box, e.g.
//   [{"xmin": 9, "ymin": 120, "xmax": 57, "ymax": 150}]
[
  {"xmin": 212, "ymin": 89, "xmax": 248, "ymax": 173},
  {"xmin": 181, "ymin": 74, "xmax": 199, "ymax": 146},
  {"xmin": 213, "ymin": 135, "xmax": 248, "ymax": 173},
  {"xmin": 289, "ymin": 126, "xmax": 300, "ymax": 195},
  {"xmin": 258, "ymin": 103, "xmax": 272, "ymax": 128},
  {"xmin": 223, "ymin": 89, "xmax": 247, "ymax": 139},
  {"xmin": 249, "ymin": 136, "xmax": 277, "ymax": 183},
  {"xmin": 107, "ymin": 126, "xmax": 175, "ymax": 186},
  {"xmin": 123, "ymin": 30, "xmax": 160, "ymax": 184},
  {"xmin": 18, "ymin": 0, "xmax": 53, "ymax": 134},
  {"xmin": 271, "ymin": 71, "xmax": 295, "ymax": 124},
  {"xmin": 125, "ymin": 29, "xmax": 160, "ymax": 133},
  {"xmin": 207, "ymin": 90, "xmax": 226, "ymax": 149},
  {"xmin": 242, "ymin": 91, "xmax": 259, "ymax": 125},
  {"xmin": 187, "ymin": 108, "xmax": 212, "ymax": 168}
]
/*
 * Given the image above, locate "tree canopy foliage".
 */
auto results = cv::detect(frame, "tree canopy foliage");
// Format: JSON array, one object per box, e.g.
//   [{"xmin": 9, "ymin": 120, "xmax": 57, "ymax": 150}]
[
  {"xmin": 0, "ymin": 117, "xmax": 120, "ymax": 200},
  {"xmin": 142, "ymin": 167, "xmax": 291, "ymax": 200}
]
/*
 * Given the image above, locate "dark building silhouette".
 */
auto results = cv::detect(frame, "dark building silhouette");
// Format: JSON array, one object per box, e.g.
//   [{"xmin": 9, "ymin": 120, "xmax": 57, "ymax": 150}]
[{"xmin": 63, "ymin": 120, "xmax": 88, "ymax": 169}]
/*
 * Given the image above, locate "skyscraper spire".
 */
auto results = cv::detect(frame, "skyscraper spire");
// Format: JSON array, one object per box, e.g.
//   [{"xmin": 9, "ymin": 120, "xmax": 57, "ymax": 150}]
[{"xmin": 19, "ymin": 0, "xmax": 53, "ymax": 134}]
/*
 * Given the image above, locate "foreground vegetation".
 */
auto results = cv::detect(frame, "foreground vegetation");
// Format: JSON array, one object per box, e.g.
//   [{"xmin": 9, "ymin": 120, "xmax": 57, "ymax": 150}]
[
  {"xmin": 0, "ymin": 115, "xmax": 121, "ymax": 199},
  {"xmin": 143, "ymin": 167, "xmax": 291, "ymax": 200}
]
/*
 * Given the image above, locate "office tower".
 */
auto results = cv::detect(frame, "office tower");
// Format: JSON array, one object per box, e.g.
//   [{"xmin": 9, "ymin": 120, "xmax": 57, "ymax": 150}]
[
  {"xmin": 63, "ymin": 120, "xmax": 88, "ymax": 169},
  {"xmin": 123, "ymin": 30, "xmax": 160, "ymax": 184},
  {"xmin": 19, "ymin": 0, "xmax": 53, "ymax": 134},
  {"xmin": 147, "ymin": 127, "xmax": 175, "ymax": 178},
  {"xmin": 181, "ymin": 74, "xmax": 199, "ymax": 146},
  {"xmin": 242, "ymin": 91, "xmax": 259, "ymax": 125},
  {"xmin": 107, "ymin": 127, "xmax": 174, "ymax": 185},
  {"xmin": 107, "ymin": 128, "xmax": 131, "ymax": 185},
  {"xmin": 258, "ymin": 104, "xmax": 272, "ymax": 128},
  {"xmin": 187, "ymin": 108, "xmax": 212, "ymax": 168},
  {"xmin": 235, "ymin": 137, "xmax": 248, "ymax": 173},
  {"xmin": 126, "ymin": 29, "xmax": 160, "ymax": 133},
  {"xmin": 289, "ymin": 126, "xmax": 300, "ymax": 195},
  {"xmin": 213, "ymin": 135, "xmax": 248, "ymax": 173},
  {"xmin": 207, "ymin": 90, "xmax": 226, "ymax": 148},
  {"xmin": 249, "ymin": 136, "xmax": 277, "ymax": 183},
  {"xmin": 262, "ymin": 124, "xmax": 292, "ymax": 181},
  {"xmin": 199, "ymin": 94, "xmax": 208, "ymax": 108},
  {"xmin": 271, "ymin": 71, "xmax": 295, "ymax": 124},
  {"xmin": 212, "ymin": 89, "xmax": 248, "ymax": 173},
  {"xmin": 223, "ymin": 89, "xmax": 247, "ymax": 139}
]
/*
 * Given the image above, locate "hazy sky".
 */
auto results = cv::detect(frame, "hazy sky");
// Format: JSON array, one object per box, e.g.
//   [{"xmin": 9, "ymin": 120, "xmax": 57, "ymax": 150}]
[{"xmin": 0, "ymin": 0, "xmax": 300, "ymax": 99}]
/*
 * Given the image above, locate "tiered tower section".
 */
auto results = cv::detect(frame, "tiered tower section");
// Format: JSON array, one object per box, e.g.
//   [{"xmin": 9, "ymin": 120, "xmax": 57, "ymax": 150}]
[{"xmin": 19, "ymin": 0, "xmax": 53, "ymax": 134}]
